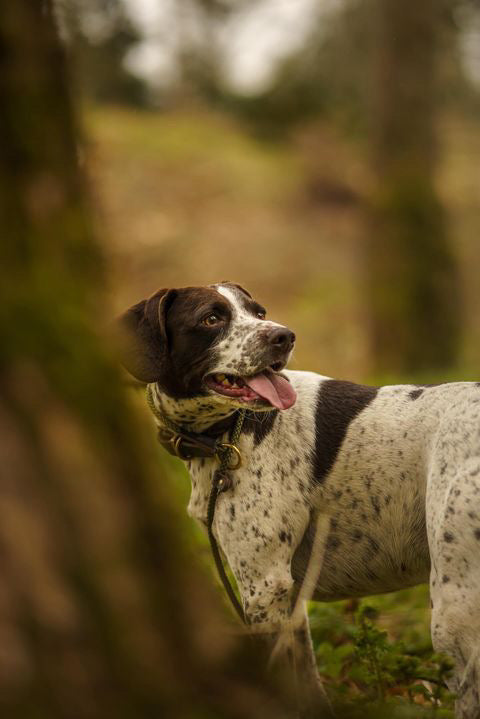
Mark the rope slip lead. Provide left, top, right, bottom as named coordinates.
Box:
left=146, top=384, right=247, bottom=623
left=206, top=408, right=247, bottom=623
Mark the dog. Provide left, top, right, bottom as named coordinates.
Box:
left=119, top=282, right=480, bottom=719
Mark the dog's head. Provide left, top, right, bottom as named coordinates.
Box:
left=118, top=282, right=296, bottom=411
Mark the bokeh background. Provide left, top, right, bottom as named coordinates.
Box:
left=62, top=0, right=480, bottom=382
left=1, top=1, right=480, bottom=717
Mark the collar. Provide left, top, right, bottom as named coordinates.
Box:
left=146, top=384, right=244, bottom=465
left=146, top=385, right=247, bottom=622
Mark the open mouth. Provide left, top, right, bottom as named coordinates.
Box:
left=205, top=367, right=296, bottom=410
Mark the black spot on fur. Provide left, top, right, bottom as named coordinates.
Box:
left=290, top=457, right=300, bottom=470
left=444, top=531, right=455, bottom=543
left=313, top=380, right=378, bottom=484
left=371, top=495, right=381, bottom=516
left=442, top=574, right=450, bottom=584
left=327, top=535, right=341, bottom=551
left=474, top=528, right=480, bottom=540
left=409, top=388, right=424, bottom=400
left=243, top=410, right=278, bottom=446
left=367, top=536, right=380, bottom=556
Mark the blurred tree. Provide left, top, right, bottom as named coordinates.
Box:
left=55, top=0, right=148, bottom=106
left=173, top=0, right=238, bottom=105
left=224, top=1, right=373, bottom=139
left=0, top=2, right=292, bottom=717
left=219, top=0, right=477, bottom=140
left=365, top=0, right=461, bottom=376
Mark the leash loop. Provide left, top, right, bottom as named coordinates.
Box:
left=216, top=442, right=242, bottom=470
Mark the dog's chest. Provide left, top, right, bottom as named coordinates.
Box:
left=187, top=426, right=311, bottom=530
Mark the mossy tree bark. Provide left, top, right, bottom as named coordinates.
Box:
left=0, top=3, right=290, bottom=717
left=366, top=0, right=461, bottom=377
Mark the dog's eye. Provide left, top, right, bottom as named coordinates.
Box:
left=257, top=311, right=266, bottom=320
left=203, top=313, right=221, bottom=326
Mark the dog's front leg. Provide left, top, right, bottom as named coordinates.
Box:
left=245, top=582, right=329, bottom=718
left=223, top=542, right=329, bottom=716
left=268, top=600, right=329, bottom=715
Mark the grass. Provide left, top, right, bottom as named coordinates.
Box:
left=310, top=597, right=455, bottom=716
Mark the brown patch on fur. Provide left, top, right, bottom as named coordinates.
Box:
left=119, top=286, right=234, bottom=398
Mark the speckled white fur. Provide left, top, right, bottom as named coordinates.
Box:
left=147, top=286, right=480, bottom=718
left=213, top=285, right=293, bottom=379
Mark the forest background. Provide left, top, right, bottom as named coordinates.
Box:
left=1, top=0, right=479, bottom=716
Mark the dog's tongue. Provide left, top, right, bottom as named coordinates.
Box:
left=245, top=372, right=296, bottom=410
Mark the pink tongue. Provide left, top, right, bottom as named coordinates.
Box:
left=245, top=372, right=297, bottom=410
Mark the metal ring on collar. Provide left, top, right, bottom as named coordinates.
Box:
left=173, top=436, right=193, bottom=460
left=217, top=443, right=242, bottom=470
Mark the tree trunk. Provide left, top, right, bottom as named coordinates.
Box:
left=366, top=0, right=460, bottom=376
left=0, top=3, right=290, bottom=717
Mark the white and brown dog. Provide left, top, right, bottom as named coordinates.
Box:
left=120, top=282, right=480, bottom=719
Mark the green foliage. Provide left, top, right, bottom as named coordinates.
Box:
left=309, top=597, right=455, bottom=717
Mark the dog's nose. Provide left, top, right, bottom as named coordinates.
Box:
left=267, top=327, right=296, bottom=350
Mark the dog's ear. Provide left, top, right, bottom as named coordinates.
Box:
left=117, top=288, right=177, bottom=383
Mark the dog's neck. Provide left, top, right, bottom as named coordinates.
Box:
left=149, top=383, right=237, bottom=433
